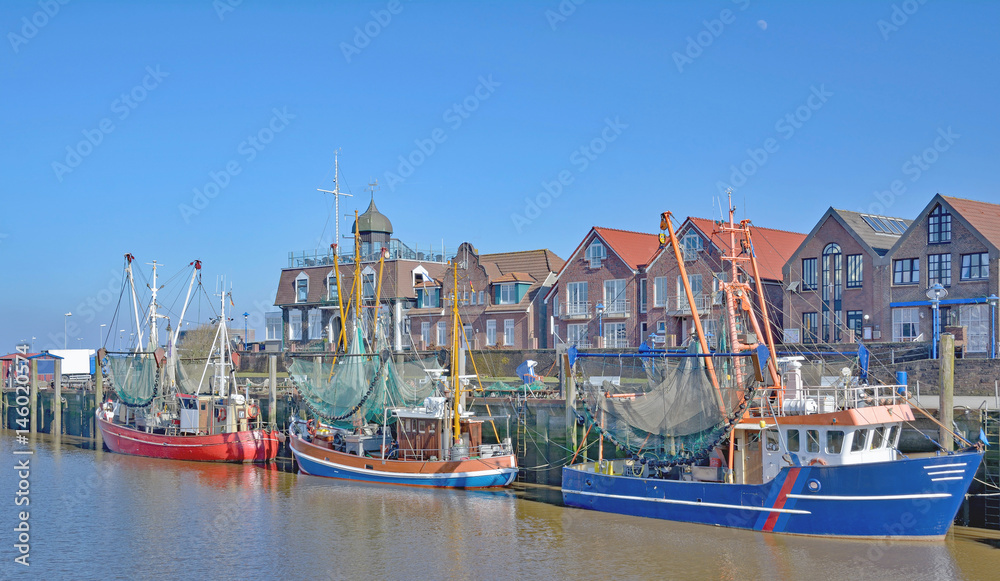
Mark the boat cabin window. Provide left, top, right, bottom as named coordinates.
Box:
left=418, top=420, right=426, bottom=434
left=786, top=429, right=800, bottom=452
left=179, top=398, right=197, bottom=410
left=871, top=426, right=885, bottom=450
left=765, top=430, right=779, bottom=452
left=887, top=425, right=900, bottom=448
left=806, top=430, right=820, bottom=453
left=851, top=429, right=869, bottom=452
left=826, top=430, right=845, bottom=454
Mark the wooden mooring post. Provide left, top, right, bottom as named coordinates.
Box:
left=29, top=359, right=38, bottom=435
left=94, top=361, right=103, bottom=449
left=53, top=358, right=62, bottom=436
left=939, top=333, right=955, bottom=451
left=269, top=354, right=277, bottom=429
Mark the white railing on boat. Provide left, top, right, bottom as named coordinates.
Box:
left=756, top=383, right=908, bottom=416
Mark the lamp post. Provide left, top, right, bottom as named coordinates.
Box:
left=30, top=337, right=35, bottom=352
left=64, top=312, right=72, bottom=349
left=243, top=312, right=249, bottom=351
left=99, top=324, right=106, bottom=347
left=596, top=302, right=605, bottom=348
left=989, top=294, right=999, bottom=360
left=926, top=284, right=948, bottom=359
left=862, top=314, right=870, bottom=343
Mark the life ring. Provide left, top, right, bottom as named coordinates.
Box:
left=307, top=419, right=317, bottom=437
left=809, top=458, right=828, bottom=466
left=247, top=404, right=259, bottom=420
left=216, top=407, right=227, bottom=422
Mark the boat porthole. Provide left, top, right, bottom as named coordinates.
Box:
left=585, top=479, right=592, bottom=487
left=807, top=479, right=821, bottom=492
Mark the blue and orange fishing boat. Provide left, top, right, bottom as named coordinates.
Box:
left=562, top=201, right=983, bottom=539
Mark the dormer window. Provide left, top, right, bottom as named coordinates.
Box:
left=682, top=233, right=703, bottom=261
left=586, top=240, right=606, bottom=268
left=295, top=272, right=309, bottom=303
left=327, top=272, right=338, bottom=302
left=497, top=283, right=516, bottom=305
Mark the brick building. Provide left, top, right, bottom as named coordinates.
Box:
left=782, top=208, right=911, bottom=344
left=887, top=195, right=1000, bottom=355
left=544, top=226, right=661, bottom=348
left=645, top=218, right=805, bottom=348
left=272, top=198, right=448, bottom=352
left=406, top=242, right=563, bottom=350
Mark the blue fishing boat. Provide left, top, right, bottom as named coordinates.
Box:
left=561, top=202, right=983, bottom=539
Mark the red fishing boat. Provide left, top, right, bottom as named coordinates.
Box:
left=96, top=255, right=279, bottom=463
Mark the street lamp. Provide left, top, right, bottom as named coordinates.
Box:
left=30, top=337, right=35, bottom=352
left=988, top=294, right=999, bottom=360
left=862, top=314, right=870, bottom=342
left=243, top=312, right=249, bottom=351
left=64, top=312, right=72, bottom=349
left=99, top=324, right=106, bottom=347
left=596, top=302, right=605, bottom=348
left=926, top=284, right=948, bottom=359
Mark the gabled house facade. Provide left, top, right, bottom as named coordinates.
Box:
left=406, top=242, right=564, bottom=350
left=887, top=195, right=1000, bottom=355
left=646, top=218, right=805, bottom=349
left=783, top=208, right=911, bottom=344
left=544, top=227, right=660, bottom=348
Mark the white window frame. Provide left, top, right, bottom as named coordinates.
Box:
left=498, top=284, right=517, bottom=305
left=436, top=322, right=447, bottom=346
left=566, top=281, right=588, bottom=316
left=503, top=319, right=515, bottom=346
left=604, top=279, right=627, bottom=314
left=307, top=308, right=322, bottom=340
left=567, top=323, right=588, bottom=347
left=604, top=321, right=627, bottom=348
left=682, top=233, right=703, bottom=261
left=676, top=274, right=703, bottom=309
left=265, top=312, right=282, bottom=341
left=362, top=266, right=376, bottom=299
left=586, top=240, right=607, bottom=268
left=639, top=278, right=647, bottom=313
left=486, top=320, right=497, bottom=346
left=654, top=277, right=668, bottom=307
left=892, top=307, right=919, bottom=342
left=479, top=290, right=485, bottom=305
left=420, top=322, right=430, bottom=348
left=327, top=272, right=338, bottom=301
left=295, top=272, right=309, bottom=303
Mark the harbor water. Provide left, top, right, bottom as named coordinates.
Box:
left=3, top=432, right=999, bottom=580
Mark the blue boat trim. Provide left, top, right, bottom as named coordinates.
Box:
left=573, top=490, right=811, bottom=514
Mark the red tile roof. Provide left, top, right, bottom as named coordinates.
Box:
left=944, top=196, right=1000, bottom=250
left=686, top=217, right=807, bottom=281
left=493, top=272, right=535, bottom=283
left=592, top=227, right=661, bottom=270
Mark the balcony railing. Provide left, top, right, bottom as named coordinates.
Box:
left=288, top=239, right=456, bottom=268
left=602, top=299, right=630, bottom=318
left=670, top=294, right=712, bottom=315
left=560, top=301, right=591, bottom=319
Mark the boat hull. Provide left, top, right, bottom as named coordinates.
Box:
left=562, top=452, right=983, bottom=539
left=97, top=415, right=279, bottom=463
left=289, top=434, right=518, bottom=489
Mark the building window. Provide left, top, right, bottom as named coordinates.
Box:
left=295, top=274, right=309, bottom=303
left=362, top=267, right=376, bottom=299
left=503, top=319, right=514, bottom=346
left=604, top=279, right=627, bottom=314
left=846, top=255, right=862, bottom=289
left=802, top=312, right=818, bottom=343
left=307, top=309, right=322, bottom=340
left=479, top=290, right=485, bottom=305
left=893, top=258, right=919, bottom=285
left=822, top=243, right=842, bottom=304
left=801, top=258, right=817, bottom=291
left=892, top=307, right=920, bottom=342
left=566, top=282, right=588, bottom=316
left=462, top=325, right=472, bottom=349
left=676, top=274, right=703, bottom=309
left=436, top=322, right=447, bottom=346
left=846, top=311, right=863, bottom=341
left=288, top=310, right=302, bottom=341
left=420, top=322, right=430, bottom=348
left=486, top=320, right=496, bottom=346
left=567, top=323, right=588, bottom=347
left=265, top=312, right=282, bottom=341
left=928, top=253, right=952, bottom=286
left=498, top=284, right=516, bottom=305
left=654, top=277, right=669, bottom=307
left=682, top=233, right=703, bottom=261
left=927, top=204, right=951, bottom=244
left=605, top=322, right=627, bottom=348
left=586, top=240, right=606, bottom=268
left=639, top=279, right=647, bottom=313
left=419, top=288, right=440, bottom=308
left=327, top=273, right=338, bottom=302
left=960, top=252, right=989, bottom=280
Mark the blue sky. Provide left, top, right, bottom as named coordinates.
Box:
left=1, top=0, right=998, bottom=351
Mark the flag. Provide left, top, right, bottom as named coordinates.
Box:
left=980, top=428, right=990, bottom=448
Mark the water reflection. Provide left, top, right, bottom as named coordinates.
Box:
left=4, top=432, right=1000, bottom=581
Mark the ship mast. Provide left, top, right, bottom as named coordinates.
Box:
left=451, top=262, right=461, bottom=445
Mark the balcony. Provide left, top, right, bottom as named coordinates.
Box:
left=559, top=301, right=591, bottom=320
left=601, top=299, right=630, bottom=318
left=668, top=294, right=713, bottom=316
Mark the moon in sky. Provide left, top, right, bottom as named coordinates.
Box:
left=758, top=20, right=768, bottom=30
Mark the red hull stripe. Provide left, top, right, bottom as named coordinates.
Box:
left=762, top=468, right=801, bottom=532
